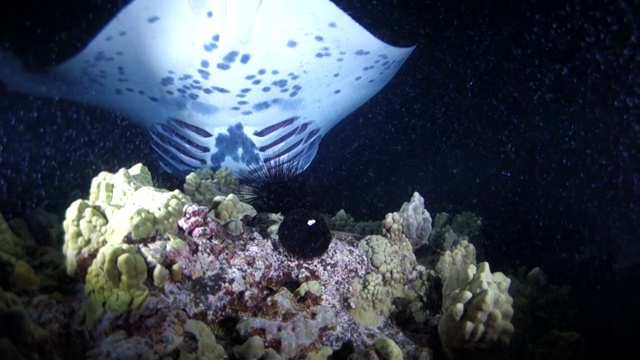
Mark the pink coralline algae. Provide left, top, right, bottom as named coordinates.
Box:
left=166, top=207, right=370, bottom=318
left=177, top=205, right=218, bottom=239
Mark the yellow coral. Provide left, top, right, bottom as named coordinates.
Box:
left=375, top=338, right=403, bottom=360
left=351, top=229, right=416, bottom=326
left=180, top=319, right=225, bottom=360
left=83, top=244, right=149, bottom=328
left=62, top=164, right=191, bottom=276
left=438, top=261, right=515, bottom=350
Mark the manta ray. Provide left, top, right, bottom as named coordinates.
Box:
left=0, top=0, right=414, bottom=174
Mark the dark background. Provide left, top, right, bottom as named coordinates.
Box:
left=1, top=0, right=639, bottom=357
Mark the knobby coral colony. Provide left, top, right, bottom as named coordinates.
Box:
left=239, top=158, right=322, bottom=214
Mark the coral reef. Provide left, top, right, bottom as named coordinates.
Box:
left=0, top=164, right=584, bottom=359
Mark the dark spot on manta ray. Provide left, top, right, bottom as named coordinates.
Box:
left=217, top=63, right=230, bottom=70
left=149, top=96, right=159, bottom=102
left=241, top=111, right=253, bottom=116
left=363, top=66, right=374, bottom=71
left=292, top=85, right=302, bottom=91
left=236, top=94, right=246, bottom=98
left=119, top=31, right=127, bottom=36
left=240, top=88, right=251, bottom=93
left=355, top=76, right=362, bottom=81
left=245, top=75, right=256, bottom=80
left=207, top=11, right=213, bottom=18
left=147, top=16, right=160, bottom=23
left=334, top=89, right=341, bottom=94
left=355, top=49, right=370, bottom=55
left=315, top=53, right=324, bottom=58
left=262, top=87, right=271, bottom=92
left=114, top=89, right=122, bottom=95
left=272, top=79, right=288, bottom=88
left=138, top=90, right=145, bottom=95
left=166, top=90, right=174, bottom=95
left=240, top=54, right=251, bottom=64
left=210, top=123, right=260, bottom=168
left=237, top=101, right=249, bottom=105
left=212, top=86, right=230, bottom=93
left=201, top=60, right=210, bottom=68
left=252, top=101, right=271, bottom=111
left=126, top=88, right=134, bottom=92
left=333, top=73, right=339, bottom=77
left=315, top=35, right=324, bottom=42
left=252, top=79, right=262, bottom=85
left=271, top=70, right=279, bottom=75
left=223, top=51, right=239, bottom=63
left=105, top=36, right=113, bottom=42
left=177, top=88, right=187, bottom=94
left=231, top=106, right=241, bottom=111
left=188, top=93, right=199, bottom=100
left=160, top=76, right=174, bottom=86
left=202, top=88, right=213, bottom=94
left=212, top=34, right=220, bottom=42
left=328, top=22, right=337, bottom=28
left=258, top=69, right=266, bottom=75
left=289, top=91, right=298, bottom=98
left=286, top=40, right=298, bottom=48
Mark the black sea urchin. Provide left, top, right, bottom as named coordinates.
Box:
left=239, top=159, right=321, bottom=214
left=277, top=209, right=332, bottom=259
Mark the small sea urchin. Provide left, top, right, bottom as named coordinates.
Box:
left=277, top=209, right=332, bottom=259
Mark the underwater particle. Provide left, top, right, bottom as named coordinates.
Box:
left=239, top=158, right=321, bottom=214
left=278, top=209, right=332, bottom=259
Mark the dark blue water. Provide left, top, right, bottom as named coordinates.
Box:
left=1, top=0, right=638, bottom=357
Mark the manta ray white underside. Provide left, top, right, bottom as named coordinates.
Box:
left=0, top=0, right=415, bottom=174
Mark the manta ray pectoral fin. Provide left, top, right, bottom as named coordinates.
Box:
left=0, top=51, right=76, bottom=100
left=2, top=0, right=416, bottom=175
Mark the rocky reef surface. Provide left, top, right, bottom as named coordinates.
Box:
left=0, top=164, right=583, bottom=360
